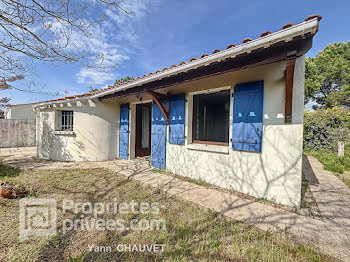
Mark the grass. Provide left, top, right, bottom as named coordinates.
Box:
left=0, top=166, right=332, bottom=261
left=305, top=150, right=350, bottom=188
left=0, top=163, right=21, bottom=178
left=300, top=175, right=322, bottom=219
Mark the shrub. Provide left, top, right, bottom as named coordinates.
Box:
left=303, top=107, right=350, bottom=151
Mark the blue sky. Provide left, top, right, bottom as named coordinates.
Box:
left=2, top=0, right=349, bottom=105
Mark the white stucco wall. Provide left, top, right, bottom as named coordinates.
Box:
left=36, top=57, right=305, bottom=207
left=165, top=57, right=305, bottom=207
left=36, top=100, right=119, bottom=161
left=5, top=104, right=36, bottom=120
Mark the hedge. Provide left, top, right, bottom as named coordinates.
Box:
left=303, top=107, right=350, bottom=152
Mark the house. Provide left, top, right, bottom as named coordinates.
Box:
left=5, top=103, right=36, bottom=120
left=33, top=15, right=322, bottom=207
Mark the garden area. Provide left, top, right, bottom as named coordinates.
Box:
left=0, top=162, right=330, bottom=262
left=304, top=107, right=350, bottom=187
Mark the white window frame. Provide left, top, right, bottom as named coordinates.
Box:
left=59, top=110, right=74, bottom=131
left=191, top=88, right=231, bottom=146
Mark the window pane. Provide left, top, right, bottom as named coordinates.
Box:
left=61, top=111, right=73, bottom=130
left=193, top=90, right=230, bottom=143
left=141, top=106, right=150, bottom=148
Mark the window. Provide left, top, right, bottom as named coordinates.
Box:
left=141, top=106, right=150, bottom=148
left=60, top=111, right=74, bottom=130
left=192, top=90, right=230, bottom=145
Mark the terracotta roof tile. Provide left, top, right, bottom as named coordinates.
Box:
left=241, top=38, right=253, bottom=44
left=305, top=14, right=322, bottom=22
left=38, top=14, right=321, bottom=105
left=280, top=23, right=296, bottom=30
left=226, top=44, right=236, bottom=49
left=259, top=31, right=272, bottom=38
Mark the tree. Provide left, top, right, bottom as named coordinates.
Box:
left=114, top=76, right=134, bottom=85
left=89, top=86, right=99, bottom=93
left=0, top=0, right=133, bottom=107
left=305, top=42, right=350, bottom=109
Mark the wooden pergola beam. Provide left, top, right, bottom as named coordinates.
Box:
left=146, top=90, right=169, bottom=124
left=285, top=58, right=296, bottom=123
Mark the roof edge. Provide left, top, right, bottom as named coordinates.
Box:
left=34, top=16, right=321, bottom=109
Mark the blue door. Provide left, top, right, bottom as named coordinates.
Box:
left=119, top=104, right=129, bottom=159
left=151, top=99, right=167, bottom=169
left=169, top=94, right=185, bottom=145
left=232, top=81, right=264, bottom=152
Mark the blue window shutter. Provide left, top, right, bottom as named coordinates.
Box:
left=169, top=94, right=185, bottom=145
left=119, top=104, right=129, bottom=159
left=151, top=99, right=167, bottom=169
left=232, top=81, right=264, bottom=152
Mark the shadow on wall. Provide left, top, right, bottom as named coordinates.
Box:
left=302, top=155, right=319, bottom=186
left=167, top=124, right=303, bottom=207
left=40, top=113, right=88, bottom=162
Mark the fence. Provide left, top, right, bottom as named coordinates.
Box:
left=0, top=119, right=36, bottom=148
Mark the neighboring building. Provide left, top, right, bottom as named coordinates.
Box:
left=34, top=15, right=322, bottom=207
left=5, top=103, right=36, bottom=120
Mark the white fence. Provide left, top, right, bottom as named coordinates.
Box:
left=0, top=119, right=36, bottom=148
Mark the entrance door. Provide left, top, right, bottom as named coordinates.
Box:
left=135, top=103, right=152, bottom=157
left=119, top=104, right=130, bottom=159
left=151, top=99, right=167, bottom=169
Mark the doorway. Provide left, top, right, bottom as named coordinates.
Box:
left=135, top=103, right=152, bottom=157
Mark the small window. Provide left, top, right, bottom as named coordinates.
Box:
left=60, top=111, right=74, bottom=130
left=192, top=90, right=230, bottom=145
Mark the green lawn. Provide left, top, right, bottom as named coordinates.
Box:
left=0, top=163, right=331, bottom=261
left=306, top=150, right=350, bottom=188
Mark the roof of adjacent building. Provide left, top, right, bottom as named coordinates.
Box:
left=35, top=14, right=322, bottom=108
left=7, top=102, right=38, bottom=107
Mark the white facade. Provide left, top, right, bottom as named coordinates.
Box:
left=36, top=100, right=119, bottom=161
left=166, top=58, right=305, bottom=207
left=35, top=58, right=304, bottom=207
left=5, top=103, right=36, bottom=120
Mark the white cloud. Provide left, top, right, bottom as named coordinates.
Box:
left=76, top=68, right=114, bottom=85
left=75, top=0, right=159, bottom=86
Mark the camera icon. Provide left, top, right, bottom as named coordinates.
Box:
left=19, top=198, right=57, bottom=242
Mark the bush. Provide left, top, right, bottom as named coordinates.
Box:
left=304, top=107, right=350, bottom=151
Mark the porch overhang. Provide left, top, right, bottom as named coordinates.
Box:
left=98, top=35, right=313, bottom=102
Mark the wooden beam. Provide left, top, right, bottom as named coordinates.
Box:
left=146, top=90, right=169, bottom=124
left=145, top=89, right=168, bottom=99
left=285, top=58, right=296, bottom=123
